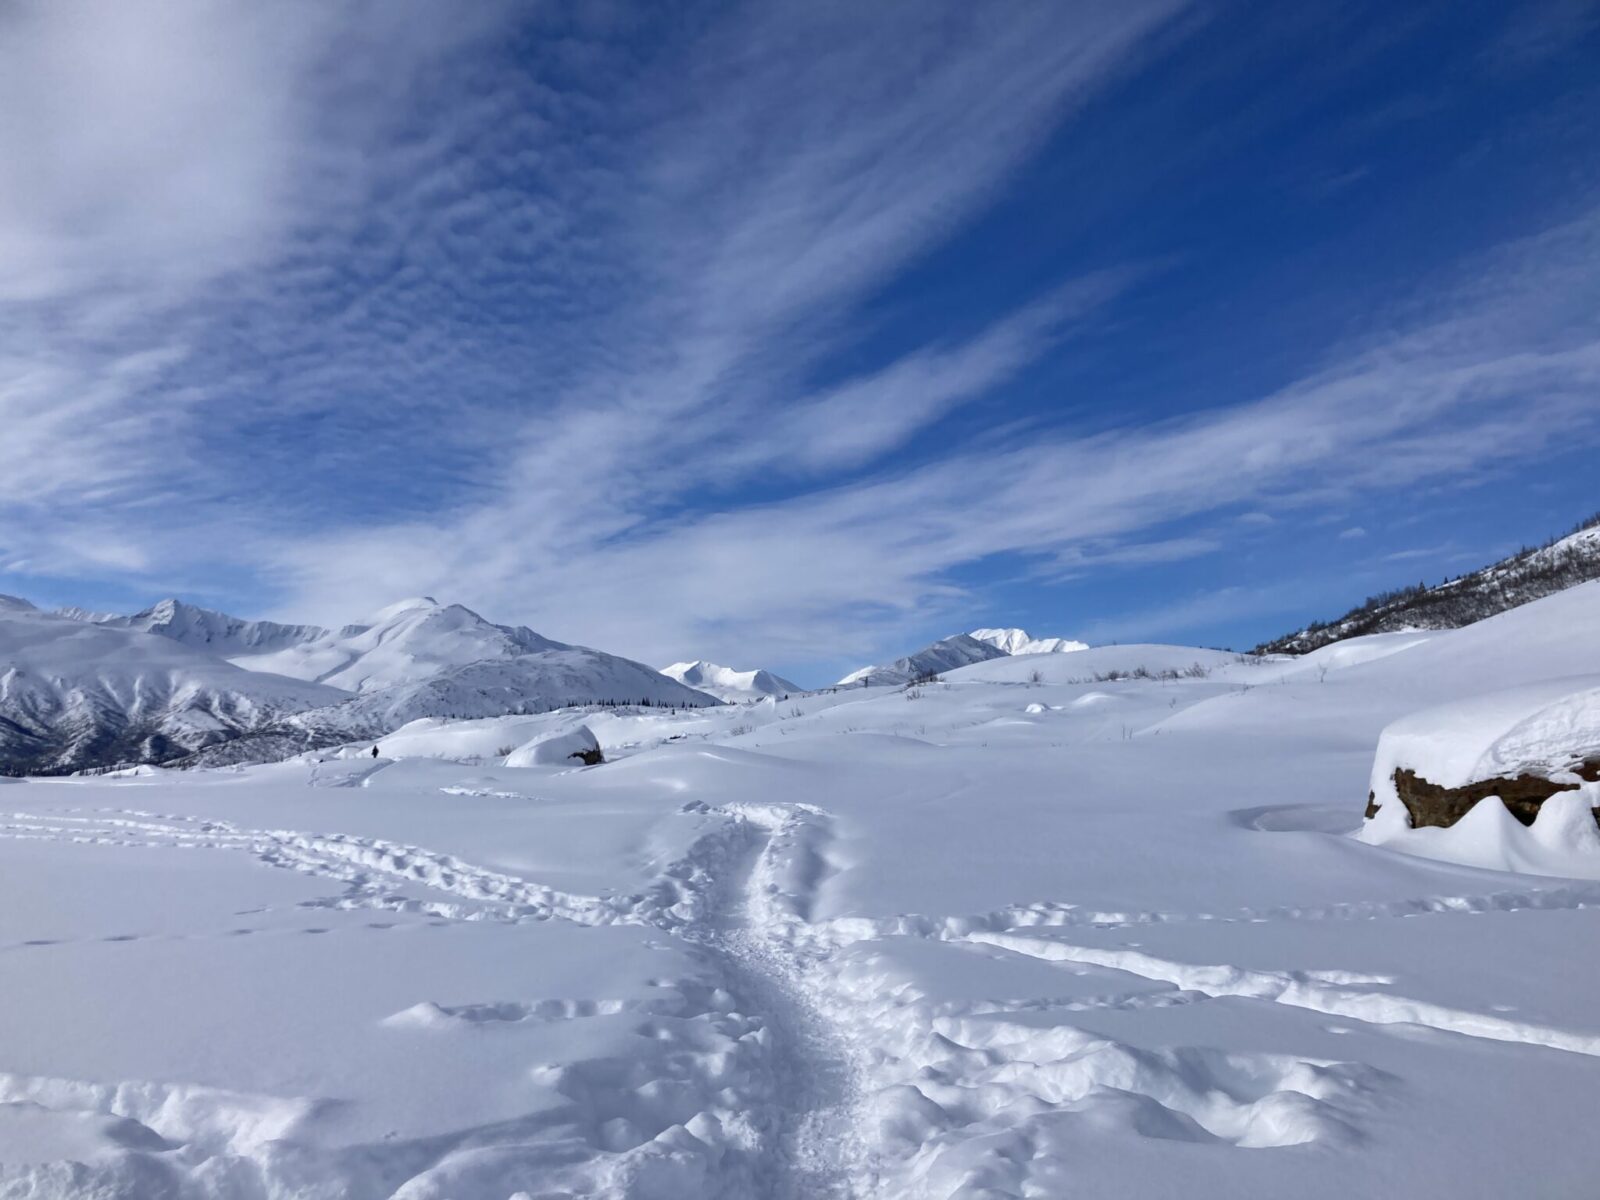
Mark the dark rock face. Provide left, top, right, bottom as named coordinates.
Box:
left=1373, top=761, right=1600, bottom=829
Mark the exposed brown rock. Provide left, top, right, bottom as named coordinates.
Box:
left=1381, top=759, right=1600, bottom=829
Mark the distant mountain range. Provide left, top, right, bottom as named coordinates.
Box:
left=969, top=627, right=1089, bottom=656
left=1257, top=514, right=1600, bottom=655
left=0, top=596, right=343, bottom=774
left=838, top=626, right=1086, bottom=688
left=660, top=661, right=801, bottom=702
left=1, top=595, right=716, bottom=773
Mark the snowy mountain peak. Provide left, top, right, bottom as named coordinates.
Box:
left=234, top=597, right=564, bottom=694
left=838, top=633, right=1008, bottom=688
left=107, top=598, right=330, bottom=657
left=969, top=627, right=1089, bottom=656
left=369, top=596, right=442, bottom=622
left=0, top=594, right=38, bottom=612
left=661, top=661, right=801, bottom=702
left=54, top=605, right=118, bottom=623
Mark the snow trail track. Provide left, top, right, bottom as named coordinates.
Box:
left=6, top=797, right=1600, bottom=1197
left=684, top=805, right=872, bottom=1199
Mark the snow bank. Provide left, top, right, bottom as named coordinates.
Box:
left=1367, top=677, right=1600, bottom=813
left=1359, top=786, right=1600, bottom=879
left=505, top=724, right=603, bottom=767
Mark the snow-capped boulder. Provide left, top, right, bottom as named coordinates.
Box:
left=1364, top=678, right=1600, bottom=829
left=505, top=724, right=604, bottom=767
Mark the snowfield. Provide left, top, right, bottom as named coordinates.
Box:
left=4, top=585, right=1600, bottom=1197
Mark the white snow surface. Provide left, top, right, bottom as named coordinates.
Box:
left=6, top=582, right=1600, bottom=1196
left=969, top=626, right=1089, bottom=655
left=661, top=660, right=801, bottom=702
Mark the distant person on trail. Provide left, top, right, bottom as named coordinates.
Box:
left=371, top=745, right=379, bottom=759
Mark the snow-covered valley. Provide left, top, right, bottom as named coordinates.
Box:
left=3, top=584, right=1600, bottom=1197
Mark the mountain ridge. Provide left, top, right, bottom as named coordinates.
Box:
left=1256, top=514, right=1600, bottom=655
left=661, top=660, right=801, bottom=702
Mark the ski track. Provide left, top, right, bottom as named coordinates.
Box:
left=4, top=799, right=1600, bottom=1196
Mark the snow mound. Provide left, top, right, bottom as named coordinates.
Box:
left=1360, top=787, right=1600, bottom=879
left=505, top=724, right=603, bottom=767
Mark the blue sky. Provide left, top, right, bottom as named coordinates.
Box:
left=2, top=0, right=1598, bottom=685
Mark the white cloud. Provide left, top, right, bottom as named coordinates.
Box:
left=5, top=1, right=1600, bottom=676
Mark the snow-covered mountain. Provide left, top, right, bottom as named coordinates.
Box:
left=196, top=649, right=721, bottom=766
left=2, top=594, right=719, bottom=772
left=661, top=661, right=801, bottom=702
left=838, top=633, right=1009, bottom=687
left=52, top=605, right=119, bottom=624
left=0, top=598, right=344, bottom=774
left=232, top=597, right=564, bottom=692
left=1258, top=514, right=1600, bottom=654
left=969, top=627, right=1088, bottom=656
left=94, top=598, right=329, bottom=656
left=840, top=626, right=1088, bottom=688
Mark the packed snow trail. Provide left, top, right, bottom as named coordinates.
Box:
left=683, top=806, right=872, bottom=1199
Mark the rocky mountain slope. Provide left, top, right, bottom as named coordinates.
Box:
left=0, top=598, right=344, bottom=774
left=1257, top=514, right=1600, bottom=655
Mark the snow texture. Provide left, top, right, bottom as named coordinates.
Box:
left=3, top=583, right=1600, bottom=1195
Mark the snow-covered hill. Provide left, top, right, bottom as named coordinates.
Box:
left=661, top=660, right=801, bottom=702
left=232, top=597, right=566, bottom=692
left=969, top=626, right=1088, bottom=655
left=0, top=598, right=344, bottom=774
left=1258, top=513, right=1600, bottom=654
left=94, top=598, right=329, bottom=656
left=838, top=632, right=1008, bottom=687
